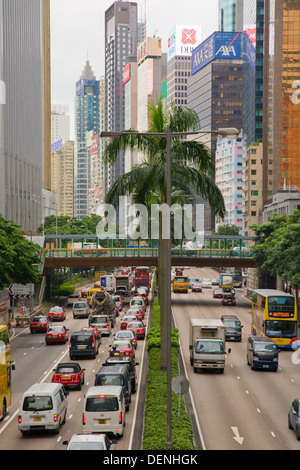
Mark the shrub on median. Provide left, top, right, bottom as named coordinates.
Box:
left=143, top=295, right=197, bottom=450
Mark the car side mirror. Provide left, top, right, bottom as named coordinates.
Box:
left=227, top=348, right=231, bottom=354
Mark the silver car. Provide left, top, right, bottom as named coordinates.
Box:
left=73, top=301, right=90, bottom=319
left=89, top=315, right=111, bottom=336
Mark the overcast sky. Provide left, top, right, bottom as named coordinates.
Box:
left=50, top=0, right=218, bottom=137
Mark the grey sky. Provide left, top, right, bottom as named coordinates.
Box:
left=50, top=0, right=218, bottom=137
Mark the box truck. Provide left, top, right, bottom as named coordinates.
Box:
left=189, top=318, right=231, bottom=373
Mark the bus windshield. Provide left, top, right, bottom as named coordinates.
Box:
left=265, top=320, right=297, bottom=338
left=268, top=296, right=295, bottom=313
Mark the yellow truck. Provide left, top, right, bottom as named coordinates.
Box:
left=173, top=275, right=189, bottom=293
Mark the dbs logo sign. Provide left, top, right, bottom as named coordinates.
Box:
left=181, top=29, right=197, bottom=46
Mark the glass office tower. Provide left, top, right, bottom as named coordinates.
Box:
left=74, top=60, right=101, bottom=219
left=264, top=0, right=300, bottom=199
left=219, top=0, right=244, bottom=32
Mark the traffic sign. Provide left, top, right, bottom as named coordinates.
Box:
left=9, top=283, right=34, bottom=297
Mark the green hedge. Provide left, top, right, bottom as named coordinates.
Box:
left=142, top=295, right=197, bottom=450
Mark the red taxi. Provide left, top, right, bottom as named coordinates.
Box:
left=48, top=306, right=66, bottom=321
left=52, top=362, right=85, bottom=390
left=120, top=315, right=138, bottom=330
left=126, top=321, right=146, bottom=340
left=45, top=325, right=69, bottom=344
left=109, top=339, right=135, bottom=357
left=30, top=315, right=50, bottom=334
left=127, top=307, right=144, bottom=321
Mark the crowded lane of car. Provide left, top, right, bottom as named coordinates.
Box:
left=172, top=266, right=300, bottom=450
left=0, top=282, right=150, bottom=451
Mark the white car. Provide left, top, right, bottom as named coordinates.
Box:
left=202, top=278, right=212, bottom=288
left=63, top=433, right=116, bottom=450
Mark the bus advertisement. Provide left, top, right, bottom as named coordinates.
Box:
left=0, top=325, right=15, bottom=420
left=135, top=267, right=150, bottom=290
left=251, top=289, right=297, bottom=349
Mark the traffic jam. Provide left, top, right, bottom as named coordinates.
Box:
left=18, top=267, right=151, bottom=449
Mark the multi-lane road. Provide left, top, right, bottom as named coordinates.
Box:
left=173, top=266, right=300, bottom=450
left=0, top=288, right=149, bottom=451
left=2, top=266, right=300, bottom=451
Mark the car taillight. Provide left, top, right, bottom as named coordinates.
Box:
left=53, top=414, right=58, bottom=422
left=82, top=413, right=86, bottom=425
left=18, top=416, right=22, bottom=423
left=119, top=412, right=122, bottom=424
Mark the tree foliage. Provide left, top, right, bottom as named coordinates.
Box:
left=251, top=211, right=300, bottom=289
left=0, top=215, right=41, bottom=288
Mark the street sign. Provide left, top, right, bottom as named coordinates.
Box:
left=9, top=284, right=34, bottom=297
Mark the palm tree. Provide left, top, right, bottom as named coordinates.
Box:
left=104, top=98, right=226, bottom=368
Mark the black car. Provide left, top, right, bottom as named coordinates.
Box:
left=221, top=314, right=243, bottom=341
left=104, top=356, right=139, bottom=393
left=246, top=335, right=279, bottom=371
left=69, top=331, right=100, bottom=359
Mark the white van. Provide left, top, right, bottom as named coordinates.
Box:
left=83, top=385, right=125, bottom=437
left=18, top=383, right=68, bottom=435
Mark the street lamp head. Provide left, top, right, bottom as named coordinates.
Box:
left=216, top=127, right=240, bottom=138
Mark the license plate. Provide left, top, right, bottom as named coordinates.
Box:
left=61, top=375, right=71, bottom=380
left=263, top=365, right=269, bottom=368
left=52, top=335, right=57, bottom=338
left=229, top=336, right=235, bottom=340
left=98, top=419, right=106, bottom=424
left=78, top=310, right=83, bottom=313
left=33, top=416, right=42, bottom=422
left=77, top=345, right=86, bottom=349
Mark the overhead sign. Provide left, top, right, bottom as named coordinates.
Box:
left=9, top=284, right=34, bottom=297
left=191, top=31, right=242, bottom=75
left=167, top=25, right=202, bottom=61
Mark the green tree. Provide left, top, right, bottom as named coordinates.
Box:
left=0, top=216, right=41, bottom=288
left=252, top=211, right=300, bottom=300
left=104, top=98, right=226, bottom=369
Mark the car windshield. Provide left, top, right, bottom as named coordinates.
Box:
left=195, top=340, right=224, bottom=354
left=74, top=303, right=87, bottom=308
left=127, top=322, right=143, bottom=328
left=71, top=334, right=91, bottom=344
left=224, top=320, right=240, bottom=328
left=96, top=375, right=124, bottom=386
left=23, top=395, right=53, bottom=411
left=68, top=442, right=105, bottom=450
left=86, top=396, right=119, bottom=412
left=48, top=326, right=64, bottom=332
left=90, top=317, right=107, bottom=324
left=32, top=317, right=46, bottom=322
left=113, top=341, right=131, bottom=347
left=123, top=316, right=137, bottom=321
left=117, top=332, right=133, bottom=338
left=56, top=365, right=79, bottom=374
left=254, top=343, right=278, bottom=352
left=50, top=307, right=62, bottom=312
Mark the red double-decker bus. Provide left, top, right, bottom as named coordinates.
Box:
left=134, top=267, right=150, bottom=290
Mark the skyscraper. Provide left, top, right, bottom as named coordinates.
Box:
left=104, top=1, right=138, bottom=191
left=74, top=60, right=101, bottom=219
left=1, top=0, right=50, bottom=231
left=219, top=0, right=244, bottom=32
left=264, top=0, right=300, bottom=201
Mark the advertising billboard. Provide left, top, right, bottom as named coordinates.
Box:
left=191, top=31, right=242, bottom=75
left=167, top=25, right=202, bottom=61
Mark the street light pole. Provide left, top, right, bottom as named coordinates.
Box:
left=101, top=126, right=239, bottom=450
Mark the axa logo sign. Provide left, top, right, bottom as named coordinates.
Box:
left=215, top=33, right=241, bottom=58
left=192, top=32, right=241, bottom=74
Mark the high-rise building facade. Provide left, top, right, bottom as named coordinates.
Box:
left=51, top=104, right=70, bottom=145
left=1, top=0, right=50, bottom=231
left=51, top=141, right=74, bottom=217
left=219, top=0, right=244, bottom=32
left=166, top=25, right=202, bottom=110
left=264, top=0, right=300, bottom=202
left=74, top=60, right=101, bottom=219
left=104, top=1, right=138, bottom=190
left=215, top=137, right=245, bottom=233
left=188, top=31, right=244, bottom=232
